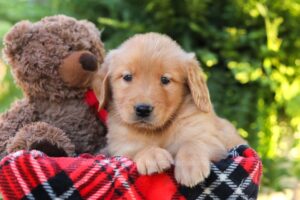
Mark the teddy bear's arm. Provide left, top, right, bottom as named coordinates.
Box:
left=6, top=121, right=75, bottom=157
left=0, top=99, right=35, bottom=159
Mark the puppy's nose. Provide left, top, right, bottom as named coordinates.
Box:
left=79, top=53, right=98, bottom=71
left=135, top=104, right=153, bottom=118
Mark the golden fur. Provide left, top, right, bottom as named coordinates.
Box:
left=94, top=33, right=246, bottom=187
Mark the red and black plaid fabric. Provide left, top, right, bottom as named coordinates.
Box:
left=0, top=145, right=262, bottom=200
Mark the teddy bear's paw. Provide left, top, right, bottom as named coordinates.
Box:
left=6, top=137, right=27, bottom=154
left=7, top=122, right=75, bottom=157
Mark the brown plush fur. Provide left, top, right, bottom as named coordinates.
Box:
left=93, top=33, right=246, bottom=187
left=0, top=15, right=106, bottom=159
left=7, top=122, right=75, bottom=156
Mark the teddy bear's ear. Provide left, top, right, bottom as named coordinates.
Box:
left=3, top=20, right=32, bottom=62
left=79, top=20, right=105, bottom=63
left=79, top=20, right=99, bottom=34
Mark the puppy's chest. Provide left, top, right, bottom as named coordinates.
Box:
left=120, top=125, right=182, bottom=153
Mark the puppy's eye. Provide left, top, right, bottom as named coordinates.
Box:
left=161, top=76, right=170, bottom=85
left=123, top=74, right=133, bottom=82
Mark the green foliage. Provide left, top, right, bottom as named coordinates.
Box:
left=0, top=0, right=299, bottom=192
left=0, top=62, right=22, bottom=113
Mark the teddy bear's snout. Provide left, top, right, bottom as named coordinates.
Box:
left=59, top=50, right=99, bottom=88
left=79, top=53, right=98, bottom=71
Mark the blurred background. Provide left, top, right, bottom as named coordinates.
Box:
left=0, top=0, right=299, bottom=199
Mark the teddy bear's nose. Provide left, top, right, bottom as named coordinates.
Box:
left=79, top=53, right=98, bottom=71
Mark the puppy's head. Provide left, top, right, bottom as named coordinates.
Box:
left=94, top=33, right=212, bottom=131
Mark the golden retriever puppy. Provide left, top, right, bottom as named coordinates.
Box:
left=93, top=33, right=246, bottom=187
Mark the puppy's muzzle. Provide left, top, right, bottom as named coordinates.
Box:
left=134, top=104, right=153, bottom=118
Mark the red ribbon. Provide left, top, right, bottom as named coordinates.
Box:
left=84, top=89, right=108, bottom=125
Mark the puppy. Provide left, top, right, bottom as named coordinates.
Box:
left=94, top=33, right=246, bottom=187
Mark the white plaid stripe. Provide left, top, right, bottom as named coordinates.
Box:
left=88, top=159, right=119, bottom=199
left=57, top=186, right=76, bottom=199
left=198, top=186, right=220, bottom=200
left=228, top=146, right=240, bottom=158
left=197, top=161, right=251, bottom=200
left=29, top=156, right=58, bottom=199
left=112, top=165, right=136, bottom=199
left=196, top=162, right=237, bottom=200
left=211, top=163, right=250, bottom=200
left=32, top=156, right=135, bottom=200
left=227, top=159, right=260, bottom=199
left=10, top=160, right=35, bottom=200
left=49, top=156, right=135, bottom=199
left=28, top=159, right=106, bottom=200
left=88, top=158, right=136, bottom=200
left=1, top=147, right=259, bottom=200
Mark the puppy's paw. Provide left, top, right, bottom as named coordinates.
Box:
left=134, top=147, right=174, bottom=175
left=175, top=156, right=211, bottom=187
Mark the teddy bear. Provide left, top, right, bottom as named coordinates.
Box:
left=0, top=15, right=107, bottom=159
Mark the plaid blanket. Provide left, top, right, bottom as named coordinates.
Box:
left=0, top=145, right=262, bottom=200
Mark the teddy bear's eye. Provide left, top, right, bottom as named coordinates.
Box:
left=123, top=74, right=132, bottom=82
left=68, top=46, right=73, bottom=51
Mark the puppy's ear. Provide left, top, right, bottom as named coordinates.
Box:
left=93, top=49, right=118, bottom=109
left=186, top=53, right=212, bottom=113
left=93, top=67, right=110, bottom=110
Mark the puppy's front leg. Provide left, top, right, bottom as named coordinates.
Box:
left=175, top=141, right=226, bottom=187
left=134, top=146, right=174, bottom=175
